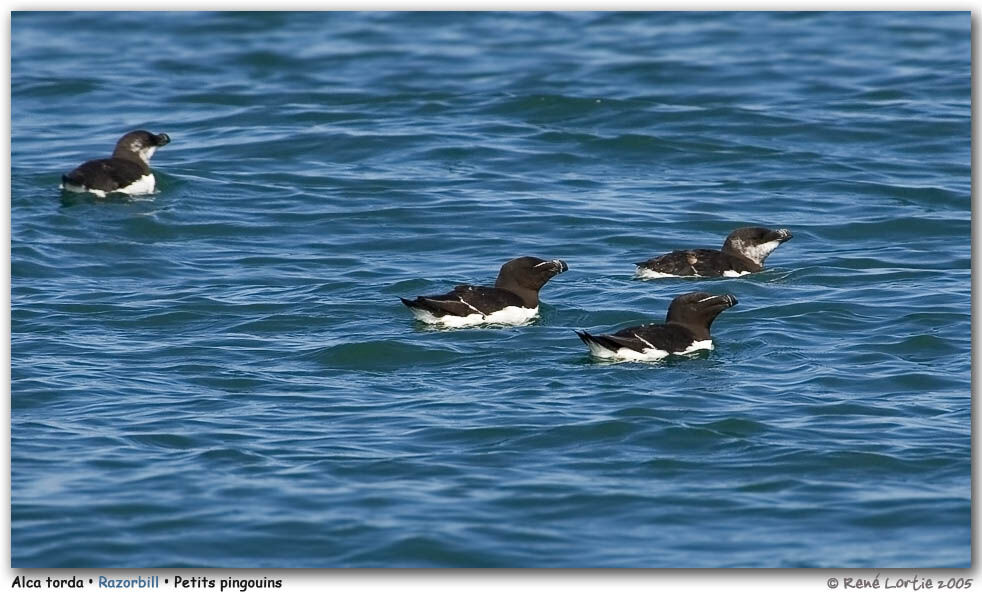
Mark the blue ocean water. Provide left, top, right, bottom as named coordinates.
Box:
left=11, top=11, right=970, bottom=568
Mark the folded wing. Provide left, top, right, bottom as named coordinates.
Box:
left=401, top=285, right=525, bottom=317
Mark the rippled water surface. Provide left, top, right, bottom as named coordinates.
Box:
left=11, top=11, right=970, bottom=567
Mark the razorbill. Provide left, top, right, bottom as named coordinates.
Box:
left=60, top=130, right=171, bottom=197
left=576, top=292, right=737, bottom=362
left=401, top=256, right=569, bottom=327
left=636, top=227, right=792, bottom=278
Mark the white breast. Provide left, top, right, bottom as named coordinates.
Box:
left=61, top=180, right=104, bottom=197
left=409, top=306, right=540, bottom=328
left=62, top=173, right=156, bottom=198
left=635, top=267, right=692, bottom=279
left=117, top=173, right=156, bottom=195
left=731, top=238, right=783, bottom=266
left=587, top=338, right=714, bottom=362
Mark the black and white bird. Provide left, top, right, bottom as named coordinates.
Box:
left=401, top=256, right=568, bottom=327
left=636, top=226, right=792, bottom=278
left=61, top=130, right=171, bottom=197
left=576, top=292, right=737, bottom=361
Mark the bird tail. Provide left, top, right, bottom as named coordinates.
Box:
left=61, top=173, right=83, bottom=190
left=575, top=330, right=624, bottom=358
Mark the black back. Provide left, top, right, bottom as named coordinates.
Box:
left=63, top=158, right=147, bottom=192
left=400, top=285, right=524, bottom=317
left=637, top=226, right=792, bottom=276
left=637, top=249, right=755, bottom=277
left=577, top=292, right=737, bottom=354
left=401, top=256, right=568, bottom=317
left=62, top=130, right=171, bottom=192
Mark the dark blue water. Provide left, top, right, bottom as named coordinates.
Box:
left=11, top=11, right=970, bottom=567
